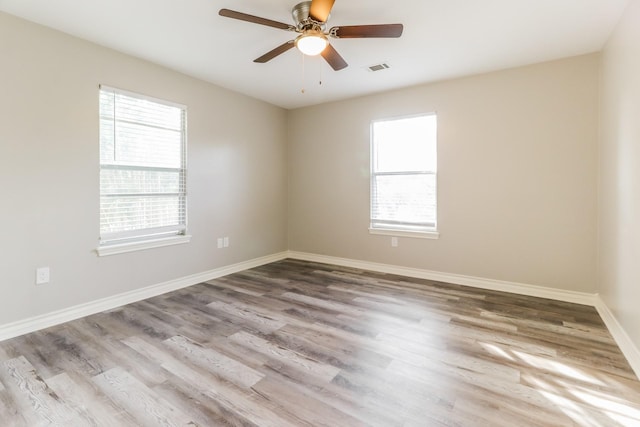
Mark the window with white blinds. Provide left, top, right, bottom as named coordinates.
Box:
left=99, top=86, right=187, bottom=247
left=371, top=114, right=437, bottom=234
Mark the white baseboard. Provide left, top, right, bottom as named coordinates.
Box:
left=593, top=296, right=640, bottom=379
left=287, top=251, right=640, bottom=379
left=287, top=251, right=596, bottom=305
left=0, top=251, right=288, bottom=342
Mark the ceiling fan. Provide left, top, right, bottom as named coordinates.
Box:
left=219, top=0, right=403, bottom=71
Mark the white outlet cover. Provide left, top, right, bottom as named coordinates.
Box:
left=217, top=238, right=223, bottom=249
left=36, top=267, right=50, bottom=285
left=223, top=237, right=229, bottom=248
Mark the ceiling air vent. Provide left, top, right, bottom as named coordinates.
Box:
left=367, top=63, right=390, bottom=72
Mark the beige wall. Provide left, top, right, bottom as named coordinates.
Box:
left=0, top=12, right=288, bottom=325
left=600, top=1, right=640, bottom=351
left=288, top=54, right=600, bottom=292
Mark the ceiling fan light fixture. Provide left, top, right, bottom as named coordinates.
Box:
left=295, top=30, right=328, bottom=56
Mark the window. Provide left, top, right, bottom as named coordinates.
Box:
left=370, top=114, right=438, bottom=237
left=98, top=85, right=188, bottom=253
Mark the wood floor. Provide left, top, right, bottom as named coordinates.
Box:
left=0, top=259, right=639, bottom=426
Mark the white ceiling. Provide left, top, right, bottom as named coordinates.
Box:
left=0, top=0, right=629, bottom=109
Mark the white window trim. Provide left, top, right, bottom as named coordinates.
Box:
left=370, top=113, right=438, bottom=237
left=97, top=85, right=188, bottom=255
left=96, top=234, right=191, bottom=257
left=369, top=227, right=439, bottom=239
left=99, top=84, right=187, bottom=110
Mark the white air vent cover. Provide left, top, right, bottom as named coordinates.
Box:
left=367, top=63, right=390, bottom=72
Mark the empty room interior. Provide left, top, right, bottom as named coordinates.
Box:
left=1, top=0, right=640, bottom=425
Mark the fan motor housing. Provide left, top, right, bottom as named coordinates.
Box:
left=292, top=2, right=312, bottom=24
left=293, top=1, right=330, bottom=27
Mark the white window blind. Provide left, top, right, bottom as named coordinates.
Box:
left=371, top=114, right=437, bottom=232
left=99, top=85, right=187, bottom=246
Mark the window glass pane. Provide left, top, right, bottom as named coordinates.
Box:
left=100, top=169, right=183, bottom=195
left=373, top=115, right=437, bottom=173
left=114, top=93, right=182, bottom=130
left=108, top=120, right=182, bottom=168
left=99, top=119, right=115, bottom=163
left=100, top=195, right=183, bottom=233
left=100, top=91, right=115, bottom=119
left=372, top=174, right=436, bottom=225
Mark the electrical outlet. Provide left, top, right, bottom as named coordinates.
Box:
left=36, top=267, right=50, bottom=285
left=217, top=238, right=224, bottom=249
left=391, top=237, right=398, bottom=247
left=223, top=237, right=229, bottom=248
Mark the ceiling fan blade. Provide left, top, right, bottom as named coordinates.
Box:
left=321, top=43, right=348, bottom=71
left=332, top=24, right=404, bottom=38
left=309, top=0, right=335, bottom=22
left=254, top=41, right=296, bottom=63
left=219, top=9, right=294, bottom=31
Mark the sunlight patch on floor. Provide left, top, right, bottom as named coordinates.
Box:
left=478, top=340, right=640, bottom=426
left=571, top=389, right=640, bottom=425
left=478, top=342, right=515, bottom=361
left=537, top=388, right=605, bottom=427
left=513, top=350, right=605, bottom=386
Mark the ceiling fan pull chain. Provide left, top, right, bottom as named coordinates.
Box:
left=301, top=53, right=306, bottom=94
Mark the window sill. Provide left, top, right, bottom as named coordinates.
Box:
left=369, top=228, right=439, bottom=239
left=96, top=234, right=191, bottom=257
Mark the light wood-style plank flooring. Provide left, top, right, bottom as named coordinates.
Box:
left=1, top=259, right=639, bottom=426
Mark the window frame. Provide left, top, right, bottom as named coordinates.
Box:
left=96, top=85, right=190, bottom=256
left=369, top=113, right=439, bottom=239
